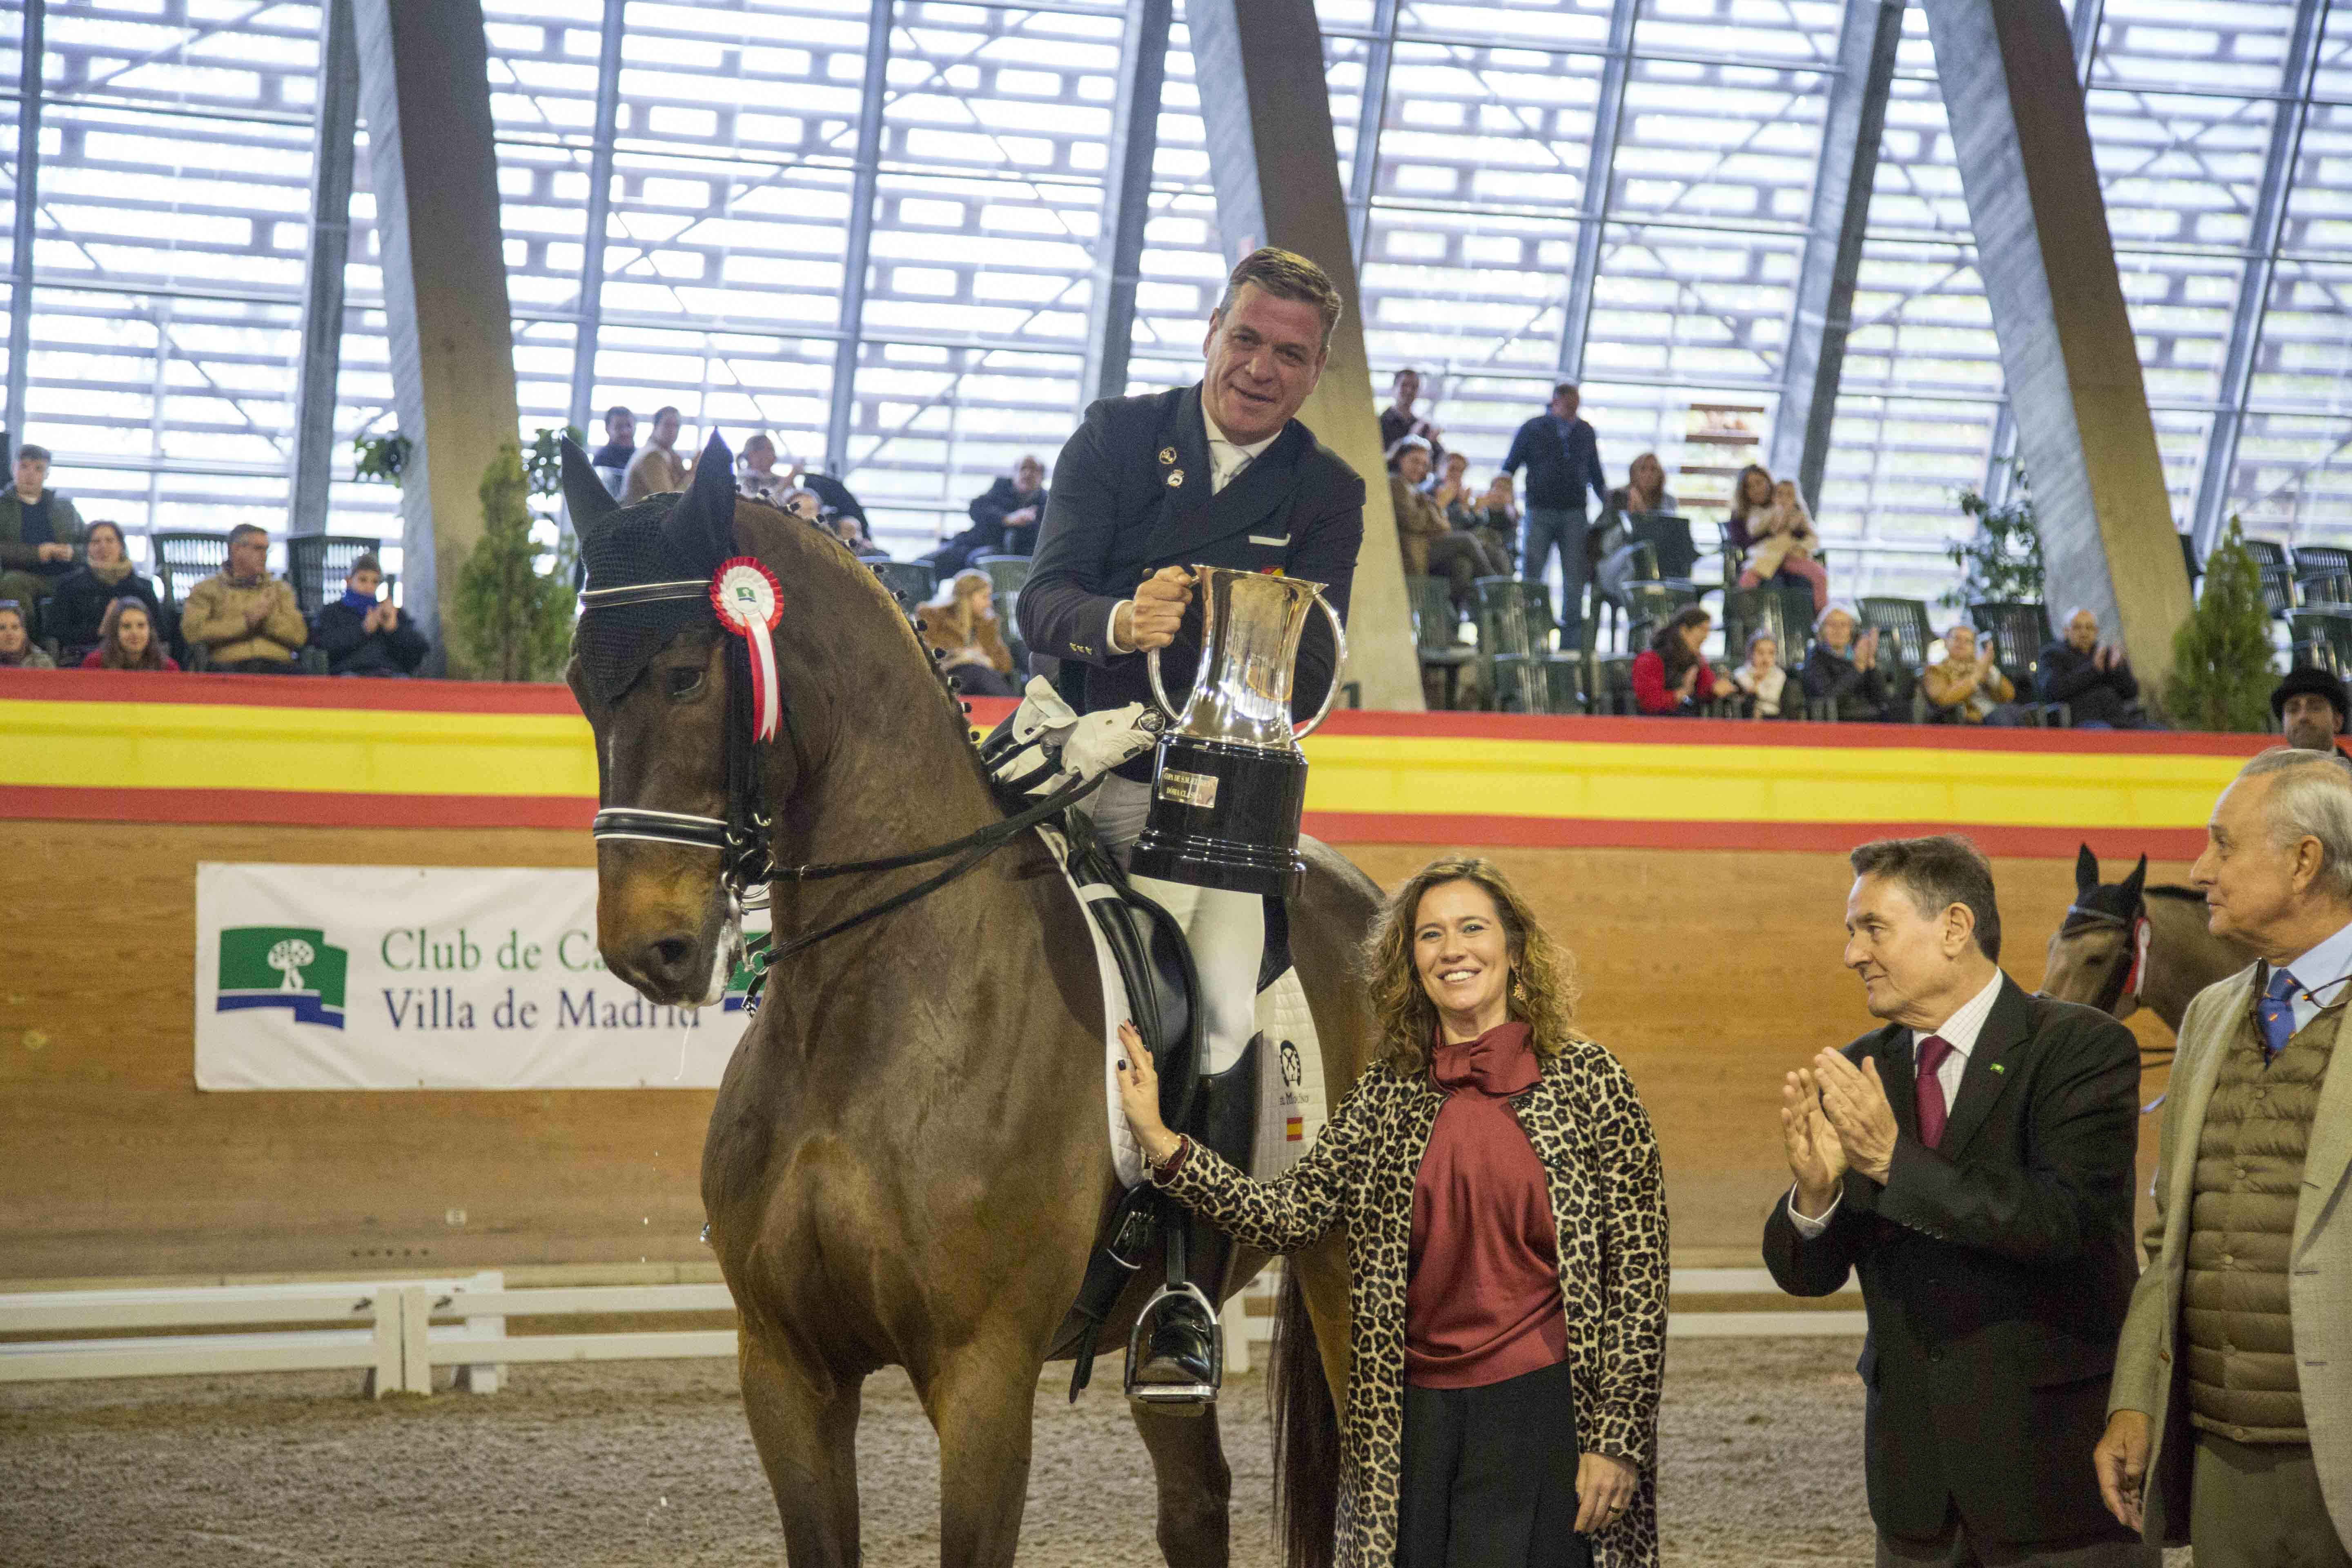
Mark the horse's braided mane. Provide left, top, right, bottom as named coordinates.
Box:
left=2146, top=884, right=2207, bottom=904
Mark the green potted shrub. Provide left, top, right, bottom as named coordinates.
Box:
left=450, top=441, right=577, bottom=682
left=2167, top=518, right=2276, bottom=733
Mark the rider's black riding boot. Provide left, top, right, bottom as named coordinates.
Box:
left=1131, top=1037, right=1259, bottom=1408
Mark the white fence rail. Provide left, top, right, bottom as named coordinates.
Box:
left=0, top=1267, right=1861, bottom=1395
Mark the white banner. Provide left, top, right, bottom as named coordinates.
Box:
left=194, top=863, right=763, bottom=1090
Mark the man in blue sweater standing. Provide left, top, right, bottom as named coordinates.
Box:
left=1500, top=383, right=1610, bottom=651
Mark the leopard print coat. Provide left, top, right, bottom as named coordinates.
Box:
left=1160, top=1038, right=1667, bottom=1568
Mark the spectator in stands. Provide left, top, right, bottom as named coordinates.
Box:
left=2272, top=664, right=2350, bottom=753
left=1501, top=383, right=1610, bottom=652
left=1732, top=628, right=1795, bottom=719
left=753, top=437, right=868, bottom=529
left=621, top=406, right=689, bottom=503
left=1738, top=477, right=1829, bottom=615
left=1924, top=623, right=2025, bottom=726
left=81, top=597, right=177, bottom=671
left=737, top=433, right=793, bottom=506
left=312, top=552, right=427, bottom=677
left=832, top=513, right=890, bottom=561
left=0, top=443, right=86, bottom=615
left=1392, top=437, right=1490, bottom=615
left=1378, top=368, right=1443, bottom=470
left=918, top=569, right=1019, bottom=697
left=180, top=524, right=306, bottom=673
left=590, top=406, right=636, bottom=472
left=1802, top=604, right=1893, bottom=723
left=46, top=520, right=160, bottom=664
left=2038, top=607, right=2144, bottom=729
left=1433, top=451, right=1472, bottom=520
left=0, top=599, right=54, bottom=667
left=779, top=488, right=822, bottom=524
left=1725, top=463, right=1773, bottom=555
left=1593, top=450, right=1677, bottom=570
left=1465, top=472, right=1519, bottom=570
left=923, top=455, right=1049, bottom=576
left=1632, top=605, right=1729, bottom=716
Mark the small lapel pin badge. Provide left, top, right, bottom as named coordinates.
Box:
left=1990, top=1062, right=2006, bottom=1074
left=1158, top=446, right=1177, bottom=465
left=1166, top=469, right=1185, bottom=488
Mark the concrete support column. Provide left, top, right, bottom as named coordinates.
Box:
left=1922, top=0, right=2189, bottom=684
left=1187, top=0, right=1423, bottom=711
left=1767, top=0, right=1903, bottom=514
left=290, top=0, right=360, bottom=539
left=352, top=0, right=521, bottom=673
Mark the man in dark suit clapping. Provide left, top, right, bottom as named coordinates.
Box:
left=1018, top=246, right=1363, bottom=1401
left=1764, top=835, right=2157, bottom=1567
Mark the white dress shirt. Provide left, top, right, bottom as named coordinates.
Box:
left=1103, top=402, right=1279, bottom=655
left=1787, top=967, right=2007, bottom=1238
left=2261, top=917, right=2352, bottom=1034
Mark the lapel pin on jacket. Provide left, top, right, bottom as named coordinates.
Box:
left=1166, top=469, right=1185, bottom=488
left=1158, top=446, right=1177, bottom=465
left=1991, top=1062, right=2005, bottom=1074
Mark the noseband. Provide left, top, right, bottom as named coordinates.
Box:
left=581, top=572, right=1101, bottom=1012
left=2061, top=898, right=2151, bottom=1016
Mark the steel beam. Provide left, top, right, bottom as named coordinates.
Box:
left=1081, top=0, right=1171, bottom=405
left=5, top=0, right=44, bottom=441
left=2189, top=0, right=2328, bottom=554
left=289, top=0, right=359, bottom=538
left=565, top=0, right=627, bottom=441
left=1187, top=0, right=1422, bottom=710
left=825, top=0, right=894, bottom=479
left=1767, top=0, right=1904, bottom=514
left=1920, top=0, right=2189, bottom=680
left=1342, top=0, right=1398, bottom=267
left=1555, top=0, right=1637, bottom=381
left=351, top=0, right=522, bottom=671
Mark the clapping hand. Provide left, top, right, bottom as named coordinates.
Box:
left=36, top=541, right=72, bottom=563
left=1116, top=566, right=1194, bottom=653
left=1780, top=1067, right=1847, bottom=1216
left=1812, top=1049, right=1898, bottom=1183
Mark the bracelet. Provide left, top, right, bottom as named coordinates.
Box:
left=1147, top=1135, right=1188, bottom=1178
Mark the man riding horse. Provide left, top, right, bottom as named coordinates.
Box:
left=1019, top=245, right=1365, bottom=1400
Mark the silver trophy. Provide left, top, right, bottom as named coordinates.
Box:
left=1128, top=566, right=1348, bottom=896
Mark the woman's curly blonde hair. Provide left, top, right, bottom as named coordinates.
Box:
left=1363, top=855, right=1587, bottom=1075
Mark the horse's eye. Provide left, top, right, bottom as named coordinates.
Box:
left=666, top=666, right=704, bottom=699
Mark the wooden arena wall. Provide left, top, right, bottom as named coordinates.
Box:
left=0, top=670, right=2255, bottom=1281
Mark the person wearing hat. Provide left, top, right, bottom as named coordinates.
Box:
left=2273, top=666, right=2351, bottom=754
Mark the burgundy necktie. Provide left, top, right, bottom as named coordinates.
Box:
left=1915, top=1034, right=1954, bottom=1149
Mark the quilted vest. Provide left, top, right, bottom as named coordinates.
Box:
left=2180, top=992, right=2340, bottom=1442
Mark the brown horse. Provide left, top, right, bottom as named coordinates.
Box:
left=2042, top=845, right=2256, bottom=1047
left=566, top=457, right=1370, bottom=1567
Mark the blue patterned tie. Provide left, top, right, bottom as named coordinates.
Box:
left=2258, top=968, right=2301, bottom=1060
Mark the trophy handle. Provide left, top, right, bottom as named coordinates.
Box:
left=1292, top=589, right=1350, bottom=740
left=1145, top=644, right=1183, bottom=723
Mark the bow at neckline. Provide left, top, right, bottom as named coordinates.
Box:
left=1430, top=1020, right=1537, bottom=1098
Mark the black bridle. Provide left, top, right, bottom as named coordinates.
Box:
left=581, top=575, right=1100, bottom=1013
left=2060, top=898, right=2147, bottom=1018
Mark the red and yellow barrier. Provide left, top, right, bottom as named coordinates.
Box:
left=0, top=668, right=2267, bottom=857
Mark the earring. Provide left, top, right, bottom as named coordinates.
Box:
left=1512, top=974, right=1528, bottom=1003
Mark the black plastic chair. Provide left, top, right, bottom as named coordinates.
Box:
left=869, top=560, right=936, bottom=608
left=286, top=534, right=389, bottom=619
left=1722, top=585, right=1808, bottom=673
left=2294, top=544, right=2352, bottom=581
left=2259, top=564, right=2300, bottom=619
left=1970, top=601, right=2075, bottom=726
left=1471, top=577, right=1581, bottom=715
left=1408, top=574, right=1474, bottom=710
left=1860, top=597, right=1937, bottom=724
left=150, top=530, right=229, bottom=605
left=2301, top=572, right=2352, bottom=608
left=1623, top=581, right=1699, bottom=652
left=2290, top=609, right=2352, bottom=676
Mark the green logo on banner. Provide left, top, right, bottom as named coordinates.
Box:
left=217, top=926, right=349, bottom=1029
left=723, top=931, right=771, bottom=1013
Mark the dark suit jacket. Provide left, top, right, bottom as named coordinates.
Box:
left=942, top=477, right=1049, bottom=558
left=1762, top=976, right=2144, bottom=1548
left=1018, top=384, right=1364, bottom=744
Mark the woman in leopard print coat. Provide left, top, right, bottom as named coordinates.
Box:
left=1120, top=855, right=1668, bottom=1568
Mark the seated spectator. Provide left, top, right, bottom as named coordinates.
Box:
left=0, top=443, right=85, bottom=615
left=620, top=406, right=690, bottom=503
left=1392, top=437, right=1499, bottom=614
left=2037, top=606, right=2145, bottom=728
left=45, top=520, right=161, bottom=664
left=1801, top=604, right=1892, bottom=722
left=1432, top=451, right=1472, bottom=517
left=0, top=599, right=55, bottom=667
left=1731, top=628, right=1796, bottom=719
left=589, top=405, right=636, bottom=491
left=1737, top=477, right=1829, bottom=614
left=1923, top=622, right=2026, bottom=725
left=737, top=433, right=795, bottom=506
left=832, top=514, right=890, bottom=562
left=80, top=597, right=178, bottom=671
left=1631, top=606, right=1729, bottom=716
left=922, top=455, right=1048, bottom=576
left=312, top=552, right=427, bottom=677
left=744, top=435, right=867, bottom=529
left=916, top=568, right=1019, bottom=697
left=180, top=524, right=306, bottom=672
left=1597, top=450, right=1677, bottom=563
left=1463, top=472, right=1519, bottom=570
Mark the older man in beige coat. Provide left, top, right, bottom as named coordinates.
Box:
left=2095, top=746, right=2352, bottom=1566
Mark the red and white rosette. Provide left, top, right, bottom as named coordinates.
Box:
left=711, top=556, right=785, bottom=743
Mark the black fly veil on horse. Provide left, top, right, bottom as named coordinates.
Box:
left=565, top=429, right=740, bottom=708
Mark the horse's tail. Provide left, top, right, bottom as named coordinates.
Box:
left=1269, top=1263, right=1340, bottom=1568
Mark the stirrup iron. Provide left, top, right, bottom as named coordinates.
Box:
left=1123, top=1281, right=1223, bottom=1408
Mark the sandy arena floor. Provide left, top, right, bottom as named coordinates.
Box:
left=0, top=1338, right=2186, bottom=1567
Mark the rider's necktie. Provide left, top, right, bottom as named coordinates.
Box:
left=1914, top=1034, right=1954, bottom=1149
left=2258, top=967, right=2301, bottom=1061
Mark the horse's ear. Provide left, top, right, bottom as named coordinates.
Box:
left=2075, top=843, right=2099, bottom=895
left=672, top=430, right=739, bottom=559
left=2120, top=855, right=2148, bottom=902
left=560, top=437, right=616, bottom=536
